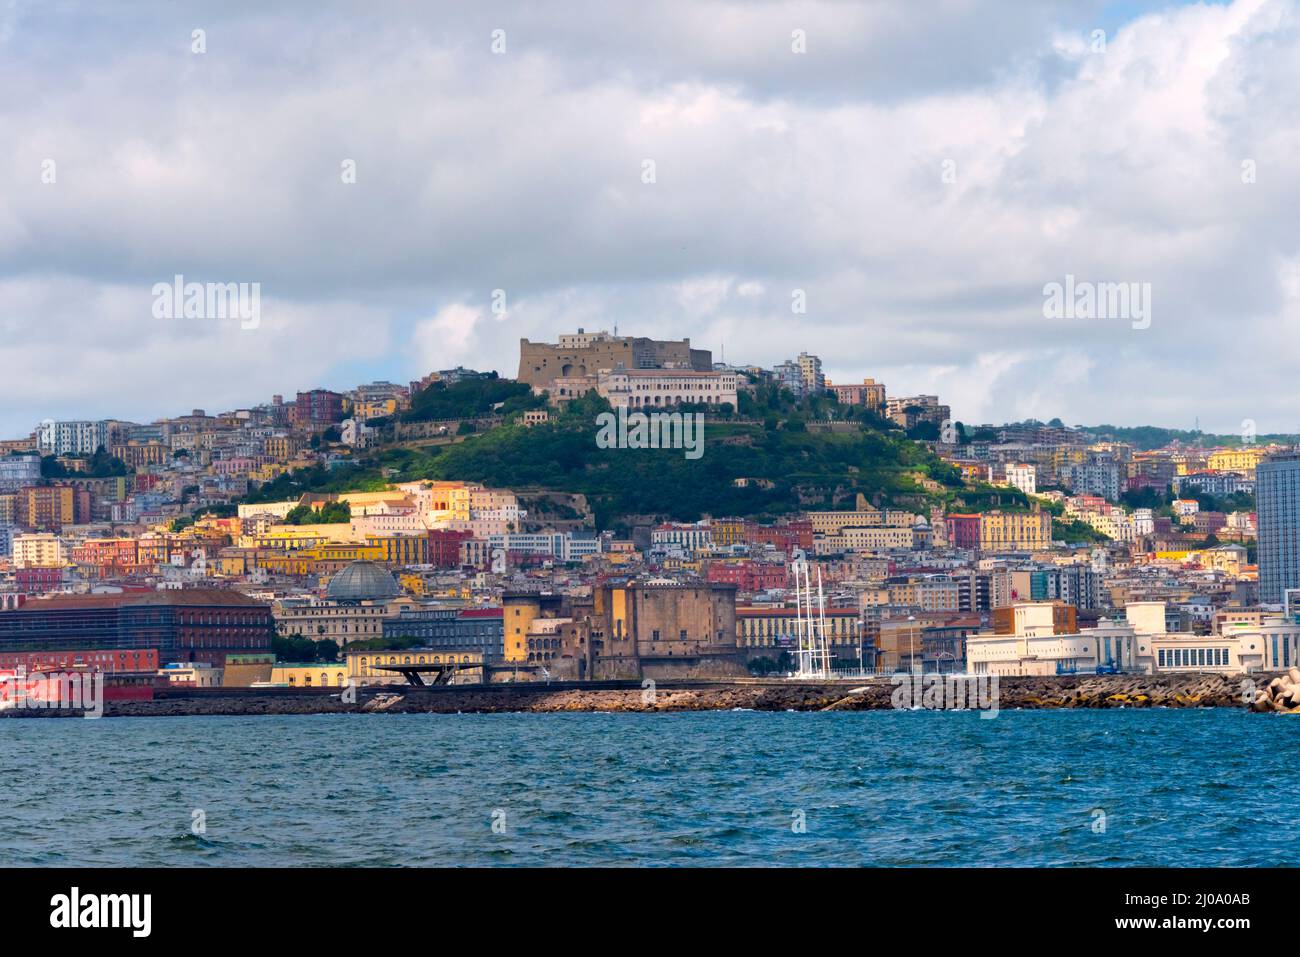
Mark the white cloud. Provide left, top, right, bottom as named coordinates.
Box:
left=1, top=0, right=1298, bottom=433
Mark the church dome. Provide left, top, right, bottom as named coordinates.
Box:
left=326, top=560, right=401, bottom=602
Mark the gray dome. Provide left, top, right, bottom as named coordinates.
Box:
left=327, top=560, right=401, bottom=602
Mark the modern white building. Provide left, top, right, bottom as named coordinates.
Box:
left=968, top=599, right=1300, bottom=676
left=488, top=531, right=600, bottom=562
left=966, top=618, right=1139, bottom=676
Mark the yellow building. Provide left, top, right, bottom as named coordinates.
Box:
left=351, top=397, right=400, bottom=420
left=111, top=442, right=170, bottom=468
left=806, top=507, right=917, bottom=536
left=817, top=526, right=917, bottom=553
left=501, top=593, right=554, bottom=662
left=1207, top=447, right=1269, bottom=478
left=345, top=649, right=484, bottom=682
left=980, top=510, right=1052, bottom=551
left=711, top=518, right=746, bottom=546
left=264, top=435, right=299, bottom=460
left=736, top=606, right=863, bottom=653
left=271, top=664, right=351, bottom=687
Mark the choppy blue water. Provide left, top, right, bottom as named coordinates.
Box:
left=0, top=709, right=1289, bottom=866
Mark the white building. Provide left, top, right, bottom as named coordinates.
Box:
left=37, top=420, right=110, bottom=457
left=488, top=532, right=600, bottom=562
left=1098, top=602, right=1300, bottom=675
left=966, top=618, right=1139, bottom=676
left=1004, top=463, right=1036, bottom=496
left=598, top=368, right=739, bottom=410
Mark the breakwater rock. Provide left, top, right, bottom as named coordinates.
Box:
left=0, top=671, right=1257, bottom=719
left=1249, top=668, right=1300, bottom=713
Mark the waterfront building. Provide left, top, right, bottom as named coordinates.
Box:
left=160, top=661, right=224, bottom=687
left=344, top=649, right=484, bottom=684
left=273, top=597, right=393, bottom=643
left=0, top=648, right=158, bottom=674
left=735, top=605, right=866, bottom=662
left=503, top=581, right=742, bottom=679
left=269, top=663, right=349, bottom=687
left=383, top=606, right=504, bottom=659
left=966, top=606, right=1139, bottom=676
left=0, top=590, right=272, bottom=666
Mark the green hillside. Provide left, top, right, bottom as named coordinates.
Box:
left=246, top=391, right=972, bottom=531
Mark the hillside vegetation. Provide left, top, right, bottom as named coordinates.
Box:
left=245, top=386, right=975, bottom=530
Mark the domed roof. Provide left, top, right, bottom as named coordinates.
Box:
left=326, top=560, right=401, bottom=602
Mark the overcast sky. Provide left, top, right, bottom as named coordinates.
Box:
left=3, top=0, right=1297, bottom=437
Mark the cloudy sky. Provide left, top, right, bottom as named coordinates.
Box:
left=2, top=0, right=1298, bottom=436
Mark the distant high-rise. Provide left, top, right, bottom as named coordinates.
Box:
left=796, top=352, right=825, bottom=394
left=1256, top=454, right=1300, bottom=604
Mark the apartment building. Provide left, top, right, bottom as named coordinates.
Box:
left=37, top=420, right=110, bottom=456
left=827, top=378, right=885, bottom=411
left=979, top=510, right=1053, bottom=552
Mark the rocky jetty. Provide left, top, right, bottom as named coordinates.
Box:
left=1248, top=668, right=1300, bottom=713
left=0, top=671, right=1258, bottom=719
